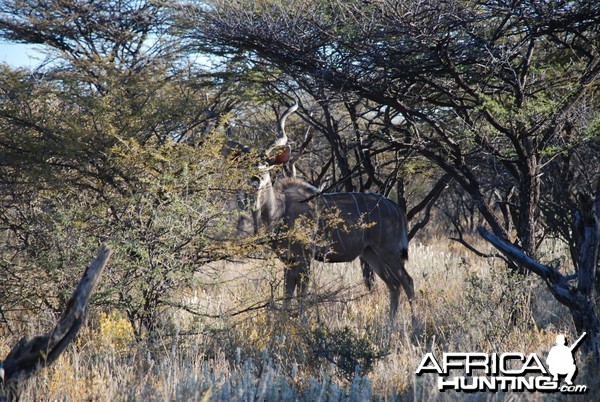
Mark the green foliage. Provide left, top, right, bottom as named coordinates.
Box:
left=98, top=136, right=249, bottom=335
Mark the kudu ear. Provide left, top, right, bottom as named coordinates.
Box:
left=266, top=145, right=291, bottom=166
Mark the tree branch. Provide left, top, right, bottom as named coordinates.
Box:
left=478, top=228, right=563, bottom=284
left=407, top=173, right=452, bottom=221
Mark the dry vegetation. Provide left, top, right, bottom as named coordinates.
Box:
left=0, top=1, right=598, bottom=401
left=2, top=236, right=596, bottom=401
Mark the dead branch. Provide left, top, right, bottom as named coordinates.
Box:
left=0, top=245, right=112, bottom=401
left=478, top=228, right=564, bottom=284
left=479, top=206, right=599, bottom=355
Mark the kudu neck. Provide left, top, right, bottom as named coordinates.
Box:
left=256, top=171, right=284, bottom=229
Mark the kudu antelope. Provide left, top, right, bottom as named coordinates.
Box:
left=242, top=100, right=414, bottom=318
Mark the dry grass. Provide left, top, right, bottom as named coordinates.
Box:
left=2, top=236, right=597, bottom=401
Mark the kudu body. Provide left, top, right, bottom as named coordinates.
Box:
left=247, top=101, right=414, bottom=318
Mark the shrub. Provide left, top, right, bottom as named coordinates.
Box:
left=306, top=323, right=388, bottom=381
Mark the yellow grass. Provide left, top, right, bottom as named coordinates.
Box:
left=2, top=236, right=597, bottom=400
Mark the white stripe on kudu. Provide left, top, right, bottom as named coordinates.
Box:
left=349, top=193, right=366, bottom=244
left=350, top=192, right=362, bottom=216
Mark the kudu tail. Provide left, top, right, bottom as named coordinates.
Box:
left=400, top=206, right=409, bottom=260
left=361, top=259, right=375, bottom=291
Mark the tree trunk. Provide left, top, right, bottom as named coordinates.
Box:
left=570, top=191, right=600, bottom=347
left=517, top=154, right=541, bottom=259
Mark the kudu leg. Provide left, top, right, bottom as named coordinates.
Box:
left=283, top=260, right=310, bottom=313
left=361, top=248, right=399, bottom=318
left=297, top=265, right=310, bottom=299
left=386, top=258, right=415, bottom=321
left=283, top=265, right=298, bottom=310
left=387, top=258, right=415, bottom=302
left=361, top=247, right=414, bottom=319
left=378, top=251, right=415, bottom=307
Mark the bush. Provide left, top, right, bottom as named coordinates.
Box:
left=307, top=323, right=388, bottom=381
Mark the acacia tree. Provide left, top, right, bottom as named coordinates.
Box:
left=0, top=0, right=246, bottom=335
left=185, top=0, right=600, bottom=346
